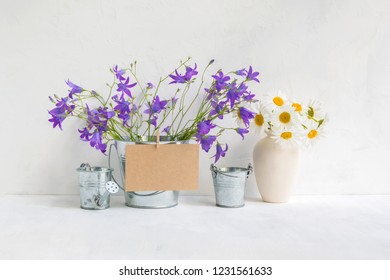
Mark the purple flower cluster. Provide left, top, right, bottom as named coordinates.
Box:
left=144, top=96, right=167, bottom=127
left=169, top=64, right=198, bottom=84
left=78, top=105, right=115, bottom=153
left=48, top=97, right=75, bottom=130
left=112, top=95, right=138, bottom=127
left=48, top=60, right=260, bottom=162
left=195, top=66, right=259, bottom=161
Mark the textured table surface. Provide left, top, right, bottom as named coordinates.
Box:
left=0, top=195, right=389, bottom=260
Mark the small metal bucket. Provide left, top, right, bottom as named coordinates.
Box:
left=77, top=163, right=113, bottom=210
left=109, top=136, right=185, bottom=209
left=211, top=163, right=253, bottom=208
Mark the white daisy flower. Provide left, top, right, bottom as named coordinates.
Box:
left=303, top=121, right=325, bottom=146
left=250, top=102, right=268, bottom=134
left=270, top=105, right=300, bottom=129
left=270, top=125, right=301, bottom=146
left=263, top=90, right=289, bottom=111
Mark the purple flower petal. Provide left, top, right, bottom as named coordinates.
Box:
left=236, top=128, right=249, bottom=140
left=65, top=80, right=83, bottom=99
left=238, top=107, right=255, bottom=127
left=213, top=143, right=228, bottom=163
left=197, top=120, right=216, bottom=135
left=246, top=66, right=260, bottom=83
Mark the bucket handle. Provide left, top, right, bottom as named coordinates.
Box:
left=108, top=143, right=125, bottom=192
left=210, top=163, right=253, bottom=178
left=108, top=142, right=165, bottom=197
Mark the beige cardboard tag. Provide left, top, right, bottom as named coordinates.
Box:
left=125, top=144, right=199, bottom=191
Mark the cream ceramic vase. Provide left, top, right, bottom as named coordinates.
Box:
left=253, top=135, right=300, bottom=203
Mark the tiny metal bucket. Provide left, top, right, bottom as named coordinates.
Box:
left=211, top=163, right=253, bottom=208
left=77, top=163, right=113, bottom=210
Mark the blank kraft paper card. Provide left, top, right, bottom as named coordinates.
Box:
left=125, top=144, right=199, bottom=191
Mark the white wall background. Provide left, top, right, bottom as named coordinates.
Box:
left=1, top=0, right=390, bottom=195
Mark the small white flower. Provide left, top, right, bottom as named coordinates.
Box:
left=270, top=105, right=300, bottom=129
left=303, top=120, right=325, bottom=146
left=270, top=125, right=301, bottom=146
left=250, top=102, right=268, bottom=134
left=263, top=90, right=289, bottom=111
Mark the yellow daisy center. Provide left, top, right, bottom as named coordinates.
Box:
left=308, top=129, right=318, bottom=139
left=273, top=96, right=284, bottom=106
left=292, top=103, right=302, bottom=112
left=279, top=112, right=291, bottom=124
left=281, top=132, right=292, bottom=140
left=254, top=113, right=264, bottom=126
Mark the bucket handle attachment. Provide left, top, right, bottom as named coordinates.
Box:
left=108, top=142, right=165, bottom=197
left=210, top=163, right=253, bottom=178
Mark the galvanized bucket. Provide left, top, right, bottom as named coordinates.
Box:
left=77, top=163, right=113, bottom=210
left=108, top=137, right=185, bottom=209
left=211, top=163, right=253, bottom=208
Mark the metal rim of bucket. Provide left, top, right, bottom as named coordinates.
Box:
left=77, top=163, right=113, bottom=173
left=210, top=163, right=253, bottom=178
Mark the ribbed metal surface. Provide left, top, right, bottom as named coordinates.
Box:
left=211, top=164, right=252, bottom=208
left=77, top=165, right=112, bottom=210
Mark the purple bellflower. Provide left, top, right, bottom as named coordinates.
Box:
left=196, top=134, right=217, bottom=153
left=243, top=91, right=256, bottom=101
left=65, top=80, right=83, bottom=99
left=235, top=68, right=246, bottom=76
left=238, top=107, right=255, bottom=127
left=212, top=71, right=230, bottom=92
left=163, top=125, right=171, bottom=135
left=117, top=77, right=137, bottom=99
left=236, top=128, right=249, bottom=140
left=226, top=83, right=240, bottom=109
left=112, top=95, right=137, bottom=126
left=205, top=87, right=218, bottom=102
left=209, top=101, right=226, bottom=119
left=144, top=96, right=167, bottom=115
left=89, top=130, right=107, bottom=153
left=246, top=66, right=260, bottom=83
left=113, top=65, right=126, bottom=81
left=48, top=97, right=75, bottom=130
left=149, top=116, right=158, bottom=127
left=197, top=119, right=216, bottom=135
left=213, top=143, right=228, bottom=163
left=169, top=63, right=198, bottom=84
left=78, top=127, right=91, bottom=141
left=86, top=105, right=115, bottom=133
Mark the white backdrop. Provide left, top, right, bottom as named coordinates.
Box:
left=1, top=0, right=389, bottom=195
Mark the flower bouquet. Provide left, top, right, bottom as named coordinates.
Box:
left=250, top=90, right=327, bottom=145
left=48, top=58, right=259, bottom=162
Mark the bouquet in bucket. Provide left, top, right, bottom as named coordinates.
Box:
left=48, top=58, right=260, bottom=162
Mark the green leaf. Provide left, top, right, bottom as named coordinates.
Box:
left=308, top=106, right=314, bottom=118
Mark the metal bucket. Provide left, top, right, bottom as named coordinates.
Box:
left=77, top=163, right=113, bottom=210
left=211, top=163, right=253, bottom=208
left=109, top=137, right=185, bottom=209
